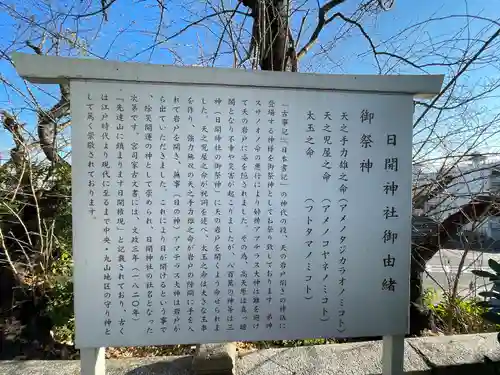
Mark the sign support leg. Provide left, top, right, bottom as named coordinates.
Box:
left=382, top=335, right=404, bottom=375
left=80, top=347, right=105, bottom=375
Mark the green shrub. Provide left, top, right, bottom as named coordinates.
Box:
left=423, top=287, right=499, bottom=334
left=45, top=246, right=74, bottom=344
left=472, top=258, right=500, bottom=343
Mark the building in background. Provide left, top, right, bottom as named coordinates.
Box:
left=413, top=154, right=500, bottom=244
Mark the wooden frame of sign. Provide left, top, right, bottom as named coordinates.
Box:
left=12, top=52, right=443, bottom=375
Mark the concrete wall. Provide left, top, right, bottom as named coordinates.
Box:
left=2, top=333, right=500, bottom=375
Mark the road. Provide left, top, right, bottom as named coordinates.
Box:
left=423, top=249, right=500, bottom=299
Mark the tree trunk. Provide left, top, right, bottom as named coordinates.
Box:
left=242, top=0, right=290, bottom=71
left=409, top=256, right=434, bottom=335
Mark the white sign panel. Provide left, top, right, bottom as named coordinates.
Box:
left=71, top=80, right=413, bottom=348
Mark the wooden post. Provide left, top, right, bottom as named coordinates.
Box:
left=382, top=335, right=404, bottom=375
left=80, top=347, right=105, bottom=375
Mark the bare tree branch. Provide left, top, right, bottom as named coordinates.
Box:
left=72, top=0, right=119, bottom=19
left=126, top=9, right=250, bottom=61
left=296, top=0, right=345, bottom=59
left=37, top=84, right=70, bottom=166
left=413, top=27, right=500, bottom=129
left=1, top=111, right=25, bottom=167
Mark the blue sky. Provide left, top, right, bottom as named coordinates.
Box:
left=0, top=0, right=499, bottom=164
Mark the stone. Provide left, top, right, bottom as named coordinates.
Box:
left=408, top=333, right=498, bottom=367
left=2, top=334, right=500, bottom=375
left=192, top=343, right=236, bottom=375
left=237, top=339, right=430, bottom=375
